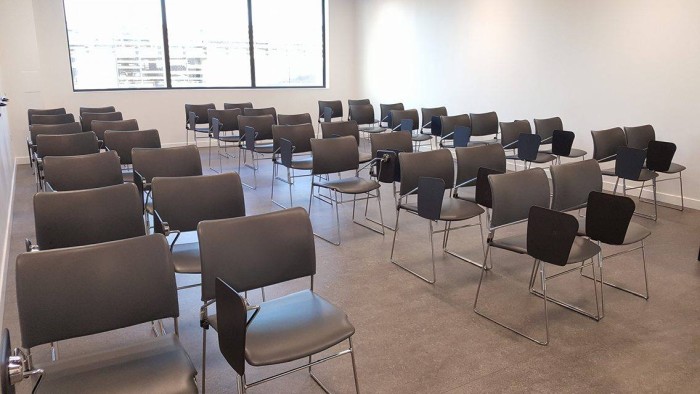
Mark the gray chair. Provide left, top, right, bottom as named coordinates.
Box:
left=30, top=113, right=75, bottom=125
left=533, top=117, right=561, bottom=145
left=27, top=122, right=83, bottom=172
left=389, top=109, right=432, bottom=151
left=28, top=183, right=144, bottom=251
left=499, top=120, right=527, bottom=167
left=27, top=108, right=66, bottom=125
left=238, top=114, right=275, bottom=189
left=80, top=111, right=123, bottom=132
left=437, top=114, right=474, bottom=148
left=470, top=111, right=500, bottom=144
left=391, top=149, right=486, bottom=283
left=535, top=117, right=587, bottom=161
left=79, top=106, right=116, bottom=115
left=514, top=124, right=556, bottom=169
left=591, top=127, right=627, bottom=177
left=271, top=123, right=315, bottom=208
left=14, top=234, right=197, bottom=393
left=207, top=108, right=242, bottom=172
left=347, top=98, right=370, bottom=109
left=454, top=144, right=507, bottom=204
left=35, top=132, right=100, bottom=190
left=152, top=172, right=246, bottom=290
left=243, top=107, right=277, bottom=124
left=624, top=124, right=685, bottom=211
left=104, top=128, right=161, bottom=166
left=612, top=146, right=660, bottom=220
left=349, top=103, right=385, bottom=136
left=320, top=120, right=373, bottom=164
left=317, top=100, right=343, bottom=124
left=277, top=113, right=313, bottom=126
left=420, top=107, right=447, bottom=138
left=308, top=136, right=384, bottom=245
left=224, top=102, right=253, bottom=111
left=91, top=118, right=139, bottom=141
left=185, top=103, right=216, bottom=145
left=379, top=103, right=404, bottom=127
left=43, top=151, right=123, bottom=192
left=198, top=208, right=359, bottom=393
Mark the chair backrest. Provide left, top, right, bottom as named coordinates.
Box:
left=320, top=120, right=360, bottom=144
left=624, top=124, right=656, bottom=150
left=29, top=122, right=82, bottom=144
left=278, top=113, right=313, bottom=126
left=380, top=103, right=404, bottom=124
left=499, top=119, right=531, bottom=149
left=489, top=168, right=550, bottom=229
left=104, top=129, right=161, bottom=165
left=585, top=191, right=635, bottom=245
left=33, top=183, right=145, bottom=250
left=421, top=107, right=448, bottom=129
left=243, top=107, right=277, bottom=124
left=152, top=172, right=245, bottom=233
left=517, top=133, right=541, bottom=161
left=551, top=129, right=575, bottom=156
left=208, top=108, right=241, bottom=133
left=81, top=111, right=123, bottom=132
left=79, top=106, right=116, bottom=115
left=30, top=113, right=75, bottom=125
left=318, top=100, right=343, bottom=121
left=527, top=206, right=578, bottom=267
left=16, top=234, right=178, bottom=349
left=455, top=144, right=507, bottom=187
left=237, top=114, right=275, bottom=140
left=418, top=177, right=445, bottom=220
left=43, top=151, right=124, bottom=191
left=91, top=118, right=139, bottom=141
left=591, top=127, right=626, bottom=162
left=615, top=147, right=646, bottom=180
left=389, top=109, right=419, bottom=131
left=534, top=117, right=563, bottom=143
left=370, top=130, right=413, bottom=157
left=550, top=159, right=602, bottom=212
left=199, top=207, right=315, bottom=301
left=646, top=140, right=676, bottom=172
left=224, top=102, right=253, bottom=111
left=439, top=114, right=471, bottom=138
left=470, top=112, right=498, bottom=137
left=348, top=104, right=376, bottom=125
left=36, top=131, right=99, bottom=158
left=348, top=98, right=370, bottom=107
left=132, top=145, right=203, bottom=184
left=310, top=136, right=359, bottom=174
left=398, top=149, right=454, bottom=195
left=27, top=108, right=66, bottom=125
left=272, top=123, right=315, bottom=153
left=185, top=103, right=216, bottom=125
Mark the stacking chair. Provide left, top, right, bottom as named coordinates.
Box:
left=625, top=124, right=685, bottom=210
left=320, top=120, right=373, bottom=164
left=546, top=130, right=586, bottom=163
left=391, top=149, right=486, bottom=283
left=533, top=116, right=562, bottom=146
left=420, top=107, right=447, bottom=139
left=453, top=144, right=507, bottom=206
left=198, top=208, right=359, bottom=393
left=612, top=146, right=660, bottom=220
left=348, top=103, right=385, bottom=137
left=277, top=112, right=312, bottom=126
left=238, top=114, right=275, bottom=189
left=103, top=128, right=161, bottom=166
left=271, top=123, right=315, bottom=208
left=514, top=132, right=556, bottom=170
left=499, top=120, right=527, bottom=168
left=43, top=151, right=123, bottom=192
left=152, top=172, right=246, bottom=291
left=224, top=102, right=253, bottom=111
left=30, top=113, right=75, bottom=125
left=13, top=235, right=198, bottom=393
left=389, top=109, right=432, bottom=151
left=207, top=108, right=242, bottom=172
left=591, top=127, right=627, bottom=177
left=27, top=108, right=66, bottom=125
left=35, top=132, right=100, bottom=190
left=80, top=111, right=123, bottom=132
left=437, top=114, right=473, bottom=148
left=550, top=159, right=603, bottom=213
left=379, top=103, right=404, bottom=127
left=348, top=98, right=370, bottom=107
left=27, top=122, right=82, bottom=172
left=243, top=107, right=277, bottom=124
left=317, top=100, right=343, bottom=125
left=185, top=103, right=216, bottom=145
left=470, top=111, right=500, bottom=144
left=91, top=118, right=139, bottom=142
left=79, top=105, right=116, bottom=115
left=308, top=136, right=385, bottom=245
left=27, top=183, right=145, bottom=251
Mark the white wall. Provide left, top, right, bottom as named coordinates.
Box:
left=0, top=0, right=358, bottom=161
left=357, top=0, right=699, bottom=208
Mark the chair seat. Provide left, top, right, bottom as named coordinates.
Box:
left=493, top=233, right=601, bottom=263
left=472, top=138, right=500, bottom=145
left=290, top=156, right=314, bottom=170
left=662, top=162, right=685, bottom=174
left=411, top=134, right=432, bottom=142
left=577, top=217, right=651, bottom=245
left=314, top=177, right=380, bottom=194
left=359, top=152, right=373, bottom=164
left=531, top=153, right=557, bottom=163
left=192, top=127, right=210, bottom=133
left=359, top=126, right=386, bottom=134
left=35, top=334, right=197, bottom=394
left=218, top=135, right=241, bottom=143
left=454, top=186, right=476, bottom=204
left=542, top=148, right=587, bottom=158
left=209, top=290, right=355, bottom=366
left=601, top=167, right=616, bottom=176
left=400, top=197, right=485, bottom=221
left=636, top=169, right=659, bottom=182
left=172, top=242, right=201, bottom=274
left=253, top=143, right=274, bottom=154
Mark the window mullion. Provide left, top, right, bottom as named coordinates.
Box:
left=160, top=0, right=172, bottom=88
left=247, top=0, right=256, bottom=87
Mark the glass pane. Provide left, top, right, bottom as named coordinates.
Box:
left=251, top=0, right=324, bottom=87
left=64, top=0, right=167, bottom=90
left=165, top=0, right=251, bottom=87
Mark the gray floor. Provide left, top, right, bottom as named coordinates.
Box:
left=3, top=147, right=700, bottom=393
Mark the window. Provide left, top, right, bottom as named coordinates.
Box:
left=63, top=0, right=326, bottom=90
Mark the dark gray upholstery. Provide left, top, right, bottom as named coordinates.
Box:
left=132, top=145, right=203, bottom=184
left=455, top=144, right=507, bottom=187
left=398, top=149, right=454, bottom=195
left=208, top=108, right=242, bottom=132
left=79, top=106, right=116, bottom=115
left=489, top=168, right=550, bottom=228
left=550, top=159, right=602, bottom=212
left=310, top=136, right=359, bottom=174
left=43, top=151, right=124, bottom=191
left=534, top=117, right=563, bottom=143
left=104, top=129, right=161, bottom=165
left=318, top=100, right=343, bottom=120
left=321, top=120, right=360, bottom=143
left=80, top=111, right=123, bottom=132
left=35, top=131, right=99, bottom=158
left=33, top=183, right=144, bottom=250
left=272, top=123, right=314, bottom=153
left=380, top=103, right=404, bottom=124
left=16, top=234, right=179, bottom=349
left=500, top=120, right=530, bottom=149
left=348, top=98, right=370, bottom=106
left=349, top=104, right=380, bottom=128
left=591, top=127, right=626, bottom=162
left=420, top=107, right=448, bottom=130
left=244, top=107, right=277, bottom=124
left=370, top=131, right=413, bottom=157
left=440, top=114, right=471, bottom=137
left=185, top=103, right=215, bottom=125
left=27, top=108, right=66, bottom=125
left=30, top=113, right=75, bottom=125
left=199, top=207, right=315, bottom=299
left=470, top=112, right=499, bottom=137
left=91, top=119, right=139, bottom=141
left=29, top=122, right=82, bottom=144
left=238, top=114, right=275, bottom=141
left=624, top=124, right=655, bottom=150
left=389, top=109, right=420, bottom=131
left=278, top=113, right=312, bottom=126
left=224, top=102, right=253, bottom=111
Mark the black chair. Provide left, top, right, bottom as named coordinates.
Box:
left=391, top=149, right=486, bottom=283
left=238, top=114, right=275, bottom=189
left=43, top=151, right=124, bottom=192
left=470, top=111, right=500, bottom=144
left=90, top=118, right=139, bottom=142
left=29, top=113, right=75, bottom=125
left=27, top=108, right=66, bottom=125
left=612, top=146, right=659, bottom=220
left=591, top=127, right=627, bottom=177
left=547, top=129, right=587, bottom=163
left=13, top=235, right=197, bottom=393
left=198, top=208, right=359, bottom=393
left=243, top=107, right=277, bottom=124
left=271, top=123, right=315, bottom=208
left=207, top=108, right=242, bottom=172
left=152, top=172, right=246, bottom=291
left=185, top=103, right=216, bottom=145
left=35, top=132, right=100, bottom=190
left=515, top=133, right=556, bottom=169
left=27, top=122, right=82, bottom=172
left=320, top=120, right=373, bottom=164
left=308, top=136, right=385, bottom=245
left=277, top=113, right=313, bottom=126
left=80, top=111, right=123, bottom=132
left=103, top=129, right=161, bottom=167
left=224, top=102, right=253, bottom=111
left=348, top=103, right=386, bottom=137
left=436, top=114, right=474, bottom=148
left=317, top=100, right=343, bottom=124
left=379, top=103, right=404, bottom=127
left=79, top=106, right=116, bottom=115
left=347, top=98, right=370, bottom=110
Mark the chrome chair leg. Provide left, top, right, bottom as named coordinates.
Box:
left=202, top=326, right=207, bottom=394
left=582, top=239, right=649, bottom=300
left=349, top=337, right=361, bottom=394
left=390, top=210, right=436, bottom=284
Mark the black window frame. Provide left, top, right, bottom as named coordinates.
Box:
left=63, top=0, right=327, bottom=92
